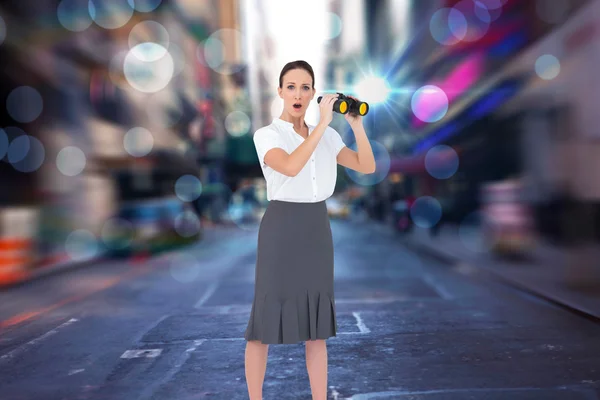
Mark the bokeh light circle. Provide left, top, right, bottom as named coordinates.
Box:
left=169, top=253, right=200, bottom=283
left=174, top=210, right=201, bottom=238
left=459, top=211, right=492, bottom=253
left=227, top=185, right=263, bottom=231
left=225, top=111, right=251, bottom=137
left=474, top=1, right=491, bottom=23
left=430, top=8, right=467, bottom=45
left=175, top=175, right=203, bottom=202
left=411, top=85, right=449, bottom=123
left=65, top=229, right=99, bottom=261
left=203, top=37, right=225, bottom=71
left=57, top=0, right=94, bottom=32
left=410, top=196, right=443, bottom=229
left=535, top=54, right=560, bottom=80
left=345, top=140, right=390, bottom=186
left=101, top=218, right=134, bottom=250
left=0, top=129, right=8, bottom=160
left=88, top=0, right=134, bottom=30
left=425, top=145, right=459, bottom=179
left=453, top=0, right=491, bottom=42
left=127, top=0, right=162, bottom=13
left=327, top=12, right=343, bottom=40
left=10, top=136, right=45, bottom=173
left=203, top=29, right=245, bottom=75
left=7, top=86, right=43, bottom=123
left=57, top=146, right=87, bottom=176
left=2, top=127, right=27, bottom=162
left=475, top=0, right=504, bottom=22
left=7, top=135, right=31, bottom=164
left=124, top=127, right=154, bottom=157
left=128, top=21, right=170, bottom=58
left=123, top=44, right=174, bottom=93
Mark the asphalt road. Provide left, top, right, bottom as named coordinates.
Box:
left=0, top=219, right=599, bottom=400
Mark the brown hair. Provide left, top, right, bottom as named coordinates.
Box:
left=278, top=60, right=315, bottom=89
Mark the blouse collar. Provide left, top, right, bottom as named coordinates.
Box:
left=272, top=118, right=293, bottom=129
left=272, top=117, right=315, bottom=130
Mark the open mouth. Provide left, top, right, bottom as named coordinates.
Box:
left=293, top=103, right=302, bottom=110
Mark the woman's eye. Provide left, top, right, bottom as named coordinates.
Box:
left=287, top=85, right=294, bottom=90
left=303, top=86, right=309, bottom=90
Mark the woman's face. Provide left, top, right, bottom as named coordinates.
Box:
left=278, top=68, right=315, bottom=117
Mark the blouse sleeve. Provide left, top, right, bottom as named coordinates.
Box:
left=253, top=127, right=286, bottom=169
left=329, top=127, right=346, bottom=156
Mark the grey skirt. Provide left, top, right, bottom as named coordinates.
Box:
left=244, top=199, right=337, bottom=344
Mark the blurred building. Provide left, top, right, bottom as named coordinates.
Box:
left=384, top=0, right=593, bottom=229
left=0, top=0, right=236, bottom=283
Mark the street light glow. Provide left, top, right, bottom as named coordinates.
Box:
left=355, top=76, right=391, bottom=104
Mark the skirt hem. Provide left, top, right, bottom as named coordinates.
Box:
left=244, top=289, right=337, bottom=345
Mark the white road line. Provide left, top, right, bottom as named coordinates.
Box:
left=348, top=387, right=589, bottom=399
left=330, top=387, right=341, bottom=400
left=120, top=349, right=162, bottom=359
left=194, top=281, right=220, bottom=309
left=0, top=318, right=78, bottom=362
left=137, top=339, right=207, bottom=400
left=422, top=274, right=453, bottom=300
left=352, top=312, right=371, bottom=334
left=186, top=339, right=206, bottom=352
left=68, top=369, right=85, bottom=376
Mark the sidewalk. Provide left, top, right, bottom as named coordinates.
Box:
left=401, top=224, right=600, bottom=320
left=0, top=222, right=248, bottom=289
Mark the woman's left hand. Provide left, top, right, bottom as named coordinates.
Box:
left=344, top=95, right=363, bottom=126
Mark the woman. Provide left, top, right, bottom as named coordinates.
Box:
left=244, top=60, right=376, bottom=400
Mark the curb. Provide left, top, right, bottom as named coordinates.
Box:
left=404, top=238, right=600, bottom=322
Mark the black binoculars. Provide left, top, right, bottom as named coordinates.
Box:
left=317, top=93, right=369, bottom=116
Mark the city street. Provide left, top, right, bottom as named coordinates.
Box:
left=0, top=220, right=599, bottom=400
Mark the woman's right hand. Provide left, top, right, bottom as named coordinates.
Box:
left=318, top=94, right=338, bottom=126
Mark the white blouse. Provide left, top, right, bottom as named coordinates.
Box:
left=253, top=118, right=346, bottom=203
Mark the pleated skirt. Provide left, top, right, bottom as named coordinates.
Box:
left=244, top=199, right=337, bottom=344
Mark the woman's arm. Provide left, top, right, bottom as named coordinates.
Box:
left=264, top=122, right=328, bottom=177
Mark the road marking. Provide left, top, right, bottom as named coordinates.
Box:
left=348, top=387, right=598, bottom=399
left=352, top=312, right=370, bottom=334
left=194, top=281, right=220, bottom=308
left=186, top=339, right=206, bottom=352
left=120, top=349, right=162, bottom=359
left=422, top=274, right=453, bottom=299
left=68, top=369, right=85, bottom=376
left=330, top=387, right=341, bottom=400
left=136, top=340, right=206, bottom=400
left=0, top=318, right=78, bottom=362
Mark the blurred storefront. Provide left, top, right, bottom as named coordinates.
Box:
left=0, top=0, right=235, bottom=285
left=385, top=0, right=591, bottom=229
